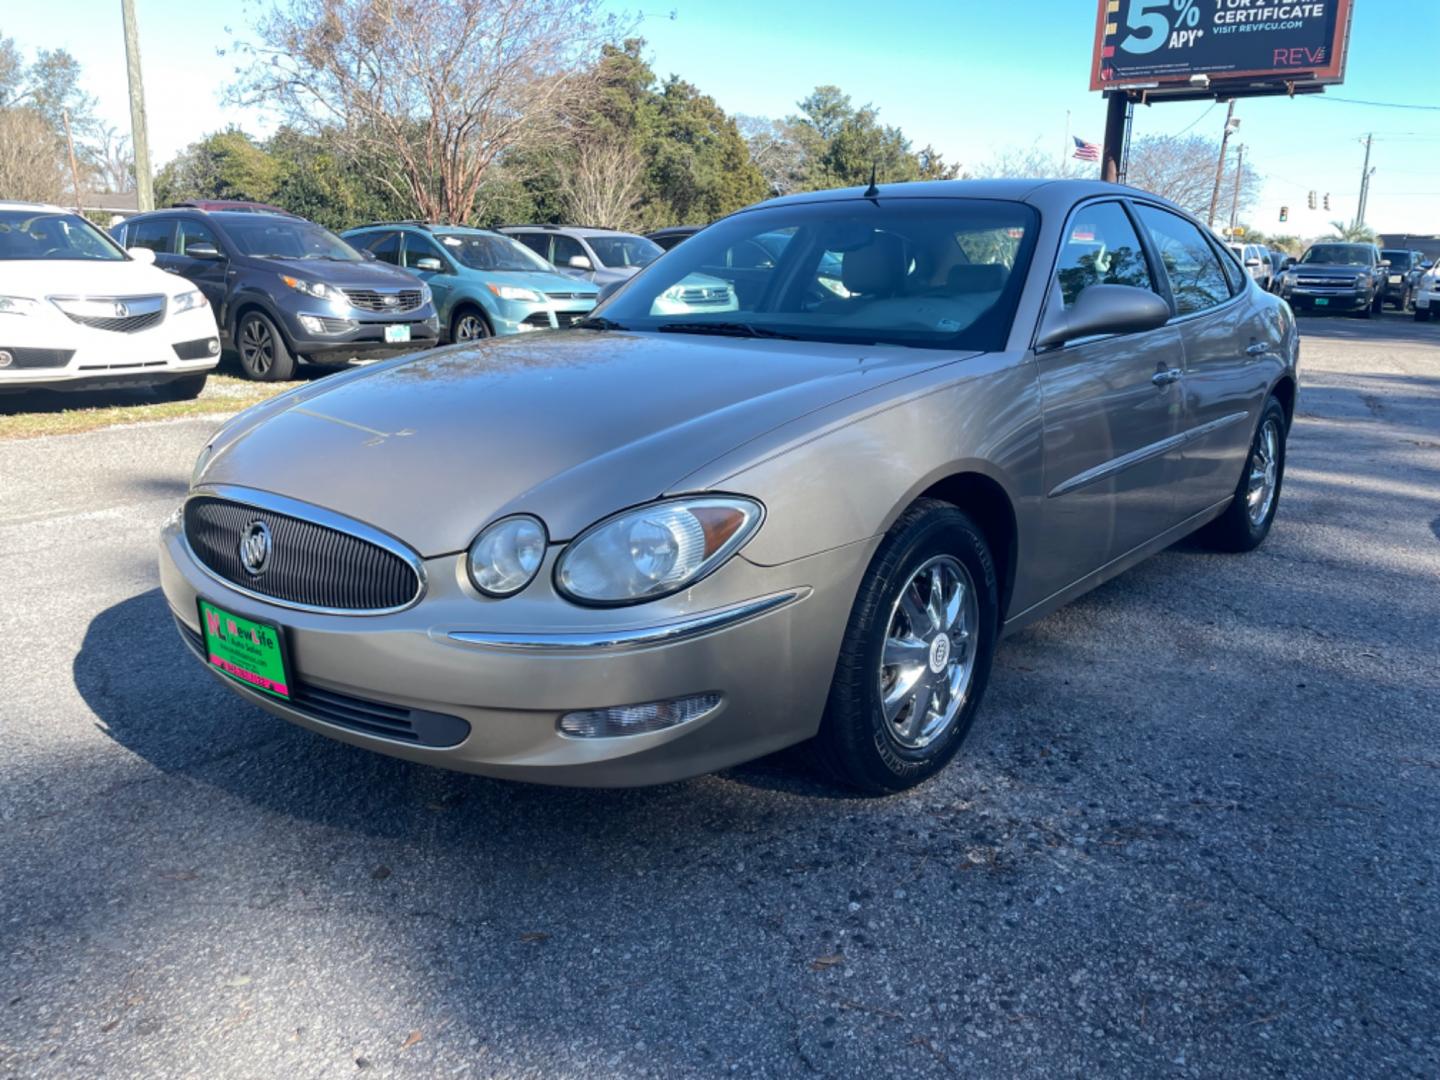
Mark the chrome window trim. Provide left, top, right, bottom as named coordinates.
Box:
left=183, top=483, right=428, bottom=616
left=1049, top=412, right=1248, bottom=498
left=446, top=589, right=808, bottom=652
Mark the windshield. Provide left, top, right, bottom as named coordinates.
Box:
left=0, top=210, right=125, bottom=262
left=222, top=217, right=362, bottom=261
left=587, top=234, right=662, bottom=269
left=439, top=232, right=555, bottom=273
left=592, top=198, right=1039, bottom=351
left=1300, top=244, right=1374, bottom=267
left=1380, top=250, right=1412, bottom=269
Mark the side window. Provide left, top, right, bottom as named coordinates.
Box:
left=1133, top=205, right=1233, bottom=315
left=402, top=235, right=446, bottom=270
left=365, top=232, right=401, bottom=265
left=1055, top=201, right=1156, bottom=308
left=512, top=232, right=549, bottom=260
left=1217, top=241, right=1245, bottom=293
left=551, top=234, right=586, bottom=268
left=129, top=217, right=174, bottom=255
left=177, top=219, right=220, bottom=256
left=112, top=223, right=129, bottom=247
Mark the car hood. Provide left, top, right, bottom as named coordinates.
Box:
left=256, top=257, right=420, bottom=288
left=4, top=258, right=183, bottom=298
left=473, top=270, right=597, bottom=297
left=201, top=331, right=970, bottom=556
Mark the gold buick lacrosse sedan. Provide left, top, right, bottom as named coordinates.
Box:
left=162, top=179, right=1297, bottom=794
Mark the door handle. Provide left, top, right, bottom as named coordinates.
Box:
left=1245, top=342, right=1269, bottom=356
left=1152, top=367, right=1182, bottom=387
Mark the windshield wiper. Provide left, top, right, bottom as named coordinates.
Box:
left=575, top=316, right=628, bottom=331
left=655, top=322, right=798, bottom=340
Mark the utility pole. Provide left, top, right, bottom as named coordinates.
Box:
left=61, top=110, right=85, bottom=215
left=1100, top=92, right=1128, bottom=183
left=1206, top=100, right=1238, bottom=227
left=122, top=0, right=154, bottom=211
left=1228, top=143, right=1245, bottom=237
left=1354, top=133, right=1374, bottom=229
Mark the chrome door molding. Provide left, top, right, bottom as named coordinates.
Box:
left=1048, top=411, right=1248, bottom=498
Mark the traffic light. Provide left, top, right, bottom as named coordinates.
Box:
left=1324, top=193, right=1331, bottom=211
left=1308, top=191, right=1317, bottom=210
left=1280, top=206, right=1289, bottom=223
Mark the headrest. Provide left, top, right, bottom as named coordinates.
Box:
left=946, top=264, right=1006, bottom=292
left=841, top=233, right=905, bottom=297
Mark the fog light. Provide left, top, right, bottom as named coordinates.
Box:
left=0, top=349, right=12, bottom=368
left=558, top=692, right=723, bottom=738
left=207, top=338, right=220, bottom=355
left=298, top=314, right=326, bottom=334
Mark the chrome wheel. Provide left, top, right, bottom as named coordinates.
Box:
left=455, top=313, right=489, bottom=342
left=239, top=317, right=274, bottom=377
left=1247, top=417, right=1280, bottom=526
left=878, top=554, right=980, bottom=750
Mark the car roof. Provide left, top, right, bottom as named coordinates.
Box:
left=501, top=224, right=645, bottom=238
left=0, top=200, right=69, bottom=213
left=743, top=178, right=1185, bottom=216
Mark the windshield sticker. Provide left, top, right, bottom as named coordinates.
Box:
left=442, top=236, right=463, bottom=246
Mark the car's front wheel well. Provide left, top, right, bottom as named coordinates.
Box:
left=450, top=302, right=492, bottom=340
left=916, top=472, right=1017, bottom=621
left=1271, top=375, right=1297, bottom=429
left=231, top=301, right=286, bottom=346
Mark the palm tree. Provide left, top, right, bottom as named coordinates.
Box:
left=1327, top=219, right=1378, bottom=243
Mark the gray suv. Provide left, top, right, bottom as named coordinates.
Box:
left=499, top=225, right=663, bottom=287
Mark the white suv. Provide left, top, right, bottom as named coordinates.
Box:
left=1415, top=263, right=1440, bottom=322
left=0, top=201, right=220, bottom=397
left=1228, top=243, right=1272, bottom=290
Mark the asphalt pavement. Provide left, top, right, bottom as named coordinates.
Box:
left=1, top=312, right=1437, bottom=1078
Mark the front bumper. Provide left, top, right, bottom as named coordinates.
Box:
left=1413, top=288, right=1438, bottom=311
left=275, top=308, right=441, bottom=361
left=1282, top=286, right=1371, bottom=311
left=159, top=511, right=868, bottom=786
left=0, top=305, right=220, bottom=390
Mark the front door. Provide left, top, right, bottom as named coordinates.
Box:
left=1131, top=203, right=1266, bottom=518
left=1033, top=200, right=1186, bottom=601
left=173, top=218, right=231, bottom=319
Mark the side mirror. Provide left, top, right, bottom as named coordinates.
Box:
left=595, top=279, right=625, bottom=304
left=567, top=254, right=593, bottom=271
left=1379, top=259, right=1391, bottom=268
left=185, top=243, right=221, bottom=260
left=1245, top=257, right=1262, bottom=267
left=414, top=257, right=443, bottom=272
left=1036, top=284, right=1172, bottom=350
left=361, top=249, right=378, bottom=261
left=1423, top=261, right=1434, bottom=271
left=1282, top=257, right=1297, bottom=269
left=127, top=247, right=156, bottom=265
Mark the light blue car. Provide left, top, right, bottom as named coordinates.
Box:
left=342, top=223, right=599, bottom=341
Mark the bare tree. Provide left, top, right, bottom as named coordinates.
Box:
left=228, top=0, right=617, bottom=222
left=559, top=134, right=644, bottom=229
left=969, top=143, right=1091, bottom=181
left=1125, top=134, right=1261, bottom=219
left=92, top=124, right=135, bottom=192
left=737, top=114, right=811, bottom=196
left=0, top=107, right=67, bottom=203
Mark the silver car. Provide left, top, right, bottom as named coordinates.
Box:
left=161, top=180, right=1297, bottom=794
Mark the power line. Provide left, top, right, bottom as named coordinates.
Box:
left=1311, top=96, right=1440, bottom=112
left=1173, top=101, right=1218, bottom=137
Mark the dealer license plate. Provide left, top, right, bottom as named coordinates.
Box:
left=198, top=599, right=291, bottom=699
left=1314, top=298, right=1329, bottom=306
left=384, top=324, right=411, bottom=343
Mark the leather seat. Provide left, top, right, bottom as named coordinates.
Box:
left=841, top=234, right=906, bottom=297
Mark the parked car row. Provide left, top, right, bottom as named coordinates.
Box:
left=1270, top=241, right=1424, bottom=319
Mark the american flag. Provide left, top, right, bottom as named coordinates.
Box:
left=1072, top=137, right=1100, bottom=162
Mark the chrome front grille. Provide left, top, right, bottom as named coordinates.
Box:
left=183, top=493, right=423, bottom=613
left=544, top=291, right=589, bottom=301
left=1295, top=276, right=1356, bottom=289
left=51, top=294, right=166, bottom=333
left=677, top=286, right=731, bottom=305
left=341, top=288, right=424, bottom=313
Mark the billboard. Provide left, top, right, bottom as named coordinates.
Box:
left=1091, top=0, right=1352, bottom=90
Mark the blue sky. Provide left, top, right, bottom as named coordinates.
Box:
left=7, top=0, right=1437, bottom=233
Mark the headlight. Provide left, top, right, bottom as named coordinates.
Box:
left=468, top=515, right=548, bottom=596
left=280, top=275, right=340, bottom=302
left=419, top=282, right=432, bottom=304
left=486, top=283, right=545, bottom=303
left=172, top=289, right=207, bottom=313
left=0, top=295, right=39, bottom=316
left=555, top=496, right=763, bottom=606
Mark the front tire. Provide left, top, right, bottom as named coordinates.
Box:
left=236, top=311, right=296, bottom=382
left=1198, top=396, right=1287, bottom=553
left=451, top=306, right=492, bottom=343
left=813, top=500, right=999, bottom=795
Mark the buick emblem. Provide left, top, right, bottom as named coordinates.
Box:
left=239, top=520, right=272, bottom=575
left=112, top=301, right=130, bottom=318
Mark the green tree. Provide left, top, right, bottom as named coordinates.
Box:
left=1327, top=219, right=1378, bottom=243
left=155, top=129, right=282, bottom=205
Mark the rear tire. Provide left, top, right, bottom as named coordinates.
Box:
left=1198, top=396, right=1287, bottom=553
left=236, top=311, right=296, bottom=382
left=152, top=373, right=208, bottom=402
left=812, top=500, right=999, bottom=795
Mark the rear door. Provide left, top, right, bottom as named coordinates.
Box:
left=1131, top=202, right=1268, bottom=518
left=1033, top=199, right=1187, bottom=593
left=130, top=216, right=177, bottom=272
